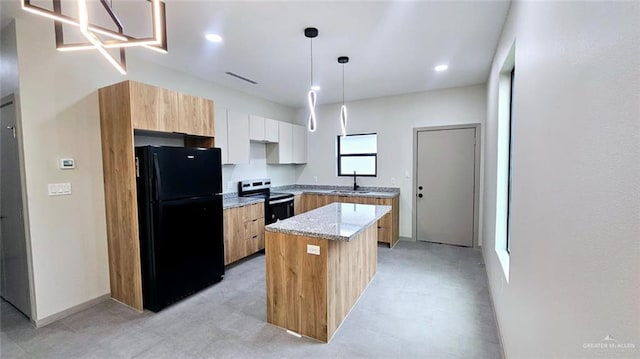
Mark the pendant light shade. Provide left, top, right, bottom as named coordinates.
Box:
left=305, top=27, right=319, bottom=132
left=338, top=56, right=349, bottom=137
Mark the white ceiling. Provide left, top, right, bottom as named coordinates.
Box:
left=2, top=1, right=511, bottom=108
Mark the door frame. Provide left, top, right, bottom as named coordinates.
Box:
left=412, top=124, right=481, bottom=248
left=0, top=93, right=36, bottom=319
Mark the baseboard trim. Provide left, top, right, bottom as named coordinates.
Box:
left=33, top=293, right=111, bottom=328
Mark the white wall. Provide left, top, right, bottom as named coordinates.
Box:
left=11, top=13, right=296, bottom=321
left=483, top=2, right=640, bottom=357
left=296, top=85, right=486, bottom=238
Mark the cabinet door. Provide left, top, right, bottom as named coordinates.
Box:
left=278, top=122, right=293, bottom=163
left=178, top=93, right=214, bottom=137
left=130, top=81, right=179, bottom=132
left=300, top=194, right=317, bottom=213
left=293, top=195, right=303, bottom=214
left=264, top=119, right=279, bottom=142
left=249, top=115, right=265, bottom=141
left=226, top=111, right=250, bottom=164
left=214, top=106, right=229, bottom=164
left=223, top=206, right=247, bottom=265
left=292, top=124, right=307, bottom=164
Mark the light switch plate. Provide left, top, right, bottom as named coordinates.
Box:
left=307, top=244, right=320, bottom=256
left=48, top=182, right=71, bottom=196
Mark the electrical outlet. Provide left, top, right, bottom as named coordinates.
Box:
left=227, top=181, right=233, bottom=190
left=307, top=244, right=320, bottom=255
left=314, top=176, right=318, bottom=183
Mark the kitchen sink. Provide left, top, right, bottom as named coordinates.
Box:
left=331, top=190, right=369, bottom=194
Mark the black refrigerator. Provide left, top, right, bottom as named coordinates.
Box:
left=135, top=146, right=224, bottom=312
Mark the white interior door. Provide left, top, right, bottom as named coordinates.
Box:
left=0, top=95, right=31, bottom=317
left=416, top=128, right=476, bottom=247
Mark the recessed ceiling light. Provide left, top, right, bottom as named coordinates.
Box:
left=434, top=64, right=448, bottom=72
left=205, top=33, right=223, bottom=43
left=311, top=85, right=320, bottom=91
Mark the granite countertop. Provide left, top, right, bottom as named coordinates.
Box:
left=265, top=202, right=391, bottom=241
left=272, top=185, right=400, bottom=198
left=222, top=184, right=399, bottom=209
left=222, top=195, right=264, bottom=210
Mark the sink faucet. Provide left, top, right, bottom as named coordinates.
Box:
left=353, top=171, right=359, bottom=191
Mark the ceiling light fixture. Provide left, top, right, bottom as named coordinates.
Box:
left=21, top=0, right=168, bottom=74
left=304, top=27, right=318, bottom=133
left=205, top=33, right=223, bottom=43
left=434, top=64, right=449, bottom=72
left=338, top=56, right=349, bottom=137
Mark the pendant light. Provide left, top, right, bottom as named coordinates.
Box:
left=338, top=56, right=349, bottom=137
left=21, top=0, right=168, bottom=74
left=304, top=27, right=319, bottom=132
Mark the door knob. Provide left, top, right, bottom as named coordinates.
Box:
left=418, top=194, right=423, bottom=198
left=6, top=126, right=16, bottom=138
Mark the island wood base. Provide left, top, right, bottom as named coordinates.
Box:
left=265, top=225, right=377, bottom=342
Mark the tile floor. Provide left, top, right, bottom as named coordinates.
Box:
left=1, top=241, right=502, bottom=358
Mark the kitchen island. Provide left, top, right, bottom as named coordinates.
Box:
left=264, top=202, right=391, bottom=342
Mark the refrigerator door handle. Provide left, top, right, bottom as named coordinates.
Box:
left=153, top=154, right=162, bottom=201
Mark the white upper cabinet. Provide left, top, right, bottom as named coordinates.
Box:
left=249, top=115, right=265, bottom=142
left=226, top=110, right=250, bottom=164
left=264, top=118, right=279, bottom=142
left=249, top=115, right=280, bottom=143
left=292, top=124, right=307, bottom=164
left=266, top=122, right=306, bottom=164
left=214, top=106, right=229, bottom=164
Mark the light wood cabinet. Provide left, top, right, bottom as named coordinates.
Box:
left=293, top=194, right=303, bottom=215
left=127, top=81, right=214, bottom=137
left=177, top=93, right=214, bottom=137
left=98, top=80, right=216, bottom=311
left=130, top=81, right=179, bottom=132
left=223, top=202, right=265, bottom=265
left=298, top=193, right=399, bottom=247
left=226, top=111, right=250, bottom=164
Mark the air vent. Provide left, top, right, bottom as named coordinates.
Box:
left=225, top=71, right=258, bottom=85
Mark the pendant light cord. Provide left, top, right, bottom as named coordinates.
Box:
left=342, top=64, right=345, bottom=105
left=310, top=38, right=314, bottom=88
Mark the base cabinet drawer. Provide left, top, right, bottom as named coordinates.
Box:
left=223, top=202, right=265, bottom=265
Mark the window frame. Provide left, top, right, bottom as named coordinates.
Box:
left=336, top=133, right=378, bottom=177
left=506, top=66, right=515, bottom=254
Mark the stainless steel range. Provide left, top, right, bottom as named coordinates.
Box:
left=237, top=179, right=294, bottom=224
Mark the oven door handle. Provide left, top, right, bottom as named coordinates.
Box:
left=269, top=198, right=293, bottom=205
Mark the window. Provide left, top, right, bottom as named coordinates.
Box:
left=337, top=133, right=377, bottom=176
left=495, top=41, right=515, bottom=281
left=506, top=66, right=515, bottom=254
